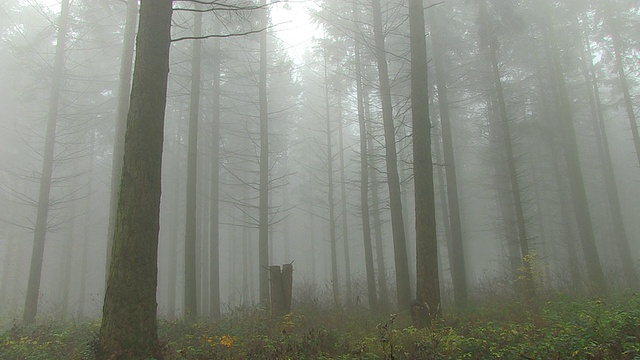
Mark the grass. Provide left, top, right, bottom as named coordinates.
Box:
left=1, top=294, right=639, bottom=359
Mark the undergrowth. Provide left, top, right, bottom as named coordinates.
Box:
left=1, top=294, right=639, bottom=359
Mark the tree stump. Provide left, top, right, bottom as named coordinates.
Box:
left=269, top=263, right=293, bottom=316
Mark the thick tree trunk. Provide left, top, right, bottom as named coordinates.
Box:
left=98, top=1, right=172, bottom=358
left=428, top=1, right=467, bottom=307
left=23, top=0, right=70, bottom=325
left=371, top=0, right=411, bottom=310
left=410, top=0, right=440, bottom=323
left=258, top=0, right=270, bottom=305
left=184, top=11, right=202, bottom=318
left=353, top=1, right=377, bottom=310
left=106, top=0, right=138, bottom=288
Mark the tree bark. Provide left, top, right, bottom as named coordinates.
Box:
left=23, top=0, right=70, bottom=325
left=410, top=0, right=441, bottom=323
left=371, top=0, right=411, bottom=310
left=106, top=0, right=138, bottom=289
left=98, top=0, right=172, bottom=358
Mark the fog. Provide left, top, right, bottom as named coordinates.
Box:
left=1, top=0, right=639, bottom=327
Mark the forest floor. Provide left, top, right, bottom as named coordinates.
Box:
left=1, top=293, right=639, bottom=359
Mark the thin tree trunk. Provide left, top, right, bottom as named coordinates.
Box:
left=371, top=0, right=411, bottom=309
left=428, top=1, right=467, bottom=307
left=337, top=97, right=352, bottom=305
left=61, top=179, right=77, bottom=318
left=106, top=0, right=138, bottom=288
left=167, top=132, right=181, bottom=319
left=534, top=65, right=584, bottom=294
left=353, top=1, right=377, bottom=310
left=99, top=0, right=172, bottom=357
left=77, top=135, right=95, bottom=318
left=209, top=19, right=222, bottom=320
left=23, top=0, right=70, bottom=325
left=184, top=11, right=202, bottom=318
left=480, top=0, right=535, bottom=301
left=258, top=0, right=270, bottom=305
left=324, top=52, right=340, bottom=304
left=366, top=92, right=389, bottom=310
left=544, top=11, right=607, bottom=294
left=581, top=16, right=638, bottom=287
left=605, top=7, right=640, bottom=169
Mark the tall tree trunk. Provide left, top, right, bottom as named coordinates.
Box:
left=258, top=0, right=270, bottom=305
left=581, top=16, right=638, bottom=287
left=480, top=0, right=535, bottom=301
left=371, top=0, right=411, bottom=309
left=428, top=1, right=467, bottom=307
left=337, top=97, right=352, bottom=305
left=410, top=0, right=440, bottom=323
left=605, top=7, right=640, bottom=169
left=366, top=91, right=389, bottom=310
left=486, top=97, right=521, bottom=281
left=23, top=0, right=70, bottom=325
left=543, top=9, right=607, bottom=294
left=98, top=0, right=172, bottom=358
left=534, top=66, right=584, bottom=294
left=78, top=134, right=95, bottom=318
left=61, top=175, right=77, bottom=318
left=324, top=52, right=340, bottom=304
left=209, top=19, right=222, bottom=320
left=106, top=0, right=138, bottom=288
left=353, top=1, right=377, bottom=310
left=184, top=11, right=202, bottom=318
left=167, top=132, right=181, bottom=319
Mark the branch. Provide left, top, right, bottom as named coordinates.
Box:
left=171, top=24, right=276, bottom=42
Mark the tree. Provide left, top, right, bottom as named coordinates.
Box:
left=105, top=0, right=138, bottom=288
left=427, top=0, right=467, bottom=307
left=258, top=0, right=270, bottom=305
left=410, top=0, right=440, bottom=323
left=353, top=0, right=377, bottom=310
left=184, top=9, right=203, bottom=319
left=98, top=0, right=172, bottom=358
left=540, top=2, right=607, bottom=294
left=478, top=0, right=535, bottom=300
left=23, top=0, right=70, bottom=325
left=371, top=0, right=411, bottom=310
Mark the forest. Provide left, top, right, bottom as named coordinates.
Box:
left=0, top=0, right=639, bottom=359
